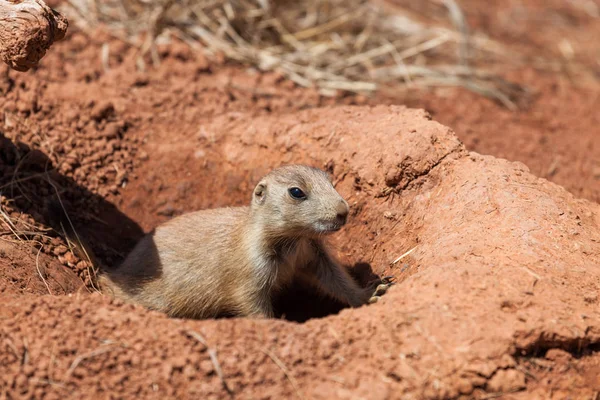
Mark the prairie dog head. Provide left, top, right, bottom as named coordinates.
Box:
left=251, top=165, right=349, bottom=237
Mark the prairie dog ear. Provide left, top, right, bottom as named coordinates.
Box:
left=254, top=182, right=267, bottom=205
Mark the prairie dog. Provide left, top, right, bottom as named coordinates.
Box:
left=52, top=165, right=391, bottom=319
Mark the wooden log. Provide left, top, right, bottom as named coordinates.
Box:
left=0, top=0, right=68, bottom=71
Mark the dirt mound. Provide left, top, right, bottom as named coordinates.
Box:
left=391, top=0, right=600, bottom=205
left=2, top=8, right=600, bottom=398
left=402, top=71, right=600, bottom=207
left=2, top=103, right=600, bottom=399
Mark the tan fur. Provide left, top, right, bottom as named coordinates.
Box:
left=99, top=165, right=374, bottom=319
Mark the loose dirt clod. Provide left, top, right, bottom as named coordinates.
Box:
left=0, top=0, right=68, bottom=71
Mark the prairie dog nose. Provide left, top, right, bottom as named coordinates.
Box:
left=335, top=200, right=349, bottom=224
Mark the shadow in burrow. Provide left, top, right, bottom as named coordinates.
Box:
left=0, top=131, right=382, bottom=321
left=272, top=262, right=381, bottom=322
left=0, top=131, right=144, bottom=281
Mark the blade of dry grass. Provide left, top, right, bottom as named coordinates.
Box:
left=186, top=330, right=233, bottom=395
left=34, top=241, right=53, bottom=295
left=261, top=347, right=304, bottom=400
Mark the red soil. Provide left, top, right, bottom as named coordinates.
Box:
left=391, top=0, right=600, bottom=204
left=1, top=1, right=600, bottom=399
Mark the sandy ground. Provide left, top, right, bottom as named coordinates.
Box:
left=1, top=1, right=600, bottom=399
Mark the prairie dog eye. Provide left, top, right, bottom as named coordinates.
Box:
left=288, top=187, right=306, bottom=200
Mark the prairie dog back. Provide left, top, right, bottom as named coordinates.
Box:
left=101, top=208, right=252, bottom=318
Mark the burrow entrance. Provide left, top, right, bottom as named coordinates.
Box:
left=1, top=132, right=386, bottom=322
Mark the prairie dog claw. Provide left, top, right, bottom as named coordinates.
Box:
left=367, top=276, right=395, bottom=304
left=381, top=276, right=396, bottom=285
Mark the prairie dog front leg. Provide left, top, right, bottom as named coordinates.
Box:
left=300, top=244, right=371, bottom=307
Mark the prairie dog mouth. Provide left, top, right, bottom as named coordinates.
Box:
left=313, top=220, right=344, bottom=233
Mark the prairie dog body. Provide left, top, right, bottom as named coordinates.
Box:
left=96, top=165, right=389, bottom=319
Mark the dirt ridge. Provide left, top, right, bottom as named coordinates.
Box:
left=3, top=103, right=600, bottom=399
left=1, top=17, right=600, bottom=399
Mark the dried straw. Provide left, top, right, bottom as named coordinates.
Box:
left=61, top=0, right=527, bottom=106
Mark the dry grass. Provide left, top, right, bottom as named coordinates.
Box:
left=390, top=245, right=417, bottom=266
left=61, top=0, right=528, bottom=108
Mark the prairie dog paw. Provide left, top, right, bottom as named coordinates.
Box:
left=367, top=276, right=395, bottom=304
